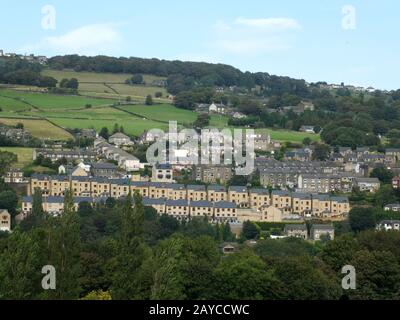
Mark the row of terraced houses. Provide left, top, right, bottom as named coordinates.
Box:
left=23, top=174, right=350, bottom=222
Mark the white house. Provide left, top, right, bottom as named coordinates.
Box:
left=119, top=155, right=142, bottom=172
left=109, top=133, right=134, bottom=147
left=152, top=163, right=174, bottom=183
left=209, top=103, right=226, bottom=114
left=377, top=220, right=400, bottom=231
left=232, top=112, right=247, bottom=119
left=355, top=178, right=381, bottom=193
left=0, top=209, right=11, bottom=232
left=299, top=126, right=315, bottom=133
left=384, top=204, right=400, bottom=212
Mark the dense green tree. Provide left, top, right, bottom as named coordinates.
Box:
left=43, top=190, right=82, bottom=299
left=0, top=230, right=43, bottom=299
left=349, top=207, right=376, bottom=233
left=79, top=251, right=107, bottom=296
left=370, top=167, right=395, bottom=185
left=77, top=201, right=94, bottom=218
left=0, top=190, right=18, bottom=216
left=193, top=113, right=210, bottom=128
left=320, top=235, right=360, bottom=271
left=348, top=250, right=400, bottom=300
left=145, top=95, right=153, bottom=106
left=242, top=221, right=260, bottom=240
left=150, top=236, right=186, bottom=300
left=373, top=185, right=398, bottom=208
left=99, top=127, right=109, bottom=139
left=211, top=250, right=282, bottom=300
left=303, top=137, right=312, bottom=146
left=255, top=237, right=316, bottom=259
left=0, top=151, right=18, bottom=176
left=112, top=192, right=146, bottom=299
left=312, top=143, right=332, bottom=161
left=127, top=74, right=144, bottom=85
left=20, top=188, right=45, bottom=230
left=274, top=257, right=342, bottom=300
left=182, top=236, right=220, bottom=299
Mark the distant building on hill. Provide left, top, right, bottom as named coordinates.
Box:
left=284, top=224, right=308, bottom=239
left=4, top=169, right=26, bottom=184
left=310, top=224, right=335, bottom=241
left=0, top=209, right=11, bottom=232
left=108, top=133, right=133, bottom=147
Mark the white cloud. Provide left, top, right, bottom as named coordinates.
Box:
left=211, top=17, right=301, bottom=55
left=235, top=17, right=301, bottom=31
left=214, top=20, right=232, bottom=34
left=21, top=23, right=123, bottom=56
left=218, top=38, right=290, bottom=54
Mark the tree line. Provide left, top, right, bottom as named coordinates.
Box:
left=1, top=189, right=400, bottom=300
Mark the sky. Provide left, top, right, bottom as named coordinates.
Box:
left=0, top=0, right=399, bottom=90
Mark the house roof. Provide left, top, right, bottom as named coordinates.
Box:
left=284, top=224, right=307, bottom=231
left=166, top=199, right=189, bottom=206
left=356, top=178, right=380, bottom=184
left=92, top=162, right=118, bottom=170
left=229, top=186, right=248, bottom=193
left=385, top=204, right=400, bottom=209
left=311, top=224, right=334, bottom=231
left=379, top=220, right=400, bottom=225
left=292, top=192, right=312, bottom=200
left=208, top=185, right=226, bottom=192
left=214, top=201, right=237, bottom=209
left=187, top=185, right=206, bottom=191
left=143, top=198, right=166, bottom=206
left=109, top=132, right=131, bottom=140
left=155, top=163, right=172, bottom=170
left=271, top=190, right=291, bottom=197
left=249, top=188, right=269, bottom=195
left=191, top=200, right=213, bottom=208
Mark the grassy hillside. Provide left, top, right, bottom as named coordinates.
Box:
left=120, top=104, right=197, bottom=124
left=42, top=69, right=170, bottom=102
left=255, top=129, right=320, bottom=143
left=0, top=118, right=73, bottom=141
left=0, top=87, right=319, bottom=142
left=0, top=94, right=31, bottom=112
left=49, top=117, right=170, bottom=137
left=0, top=147, right=34, bottom=168
left=0, top=89, right=114, bottom=110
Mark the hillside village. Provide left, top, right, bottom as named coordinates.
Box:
left=2, top=120, right=400, bottom=240
left=0, top=51, right=400, bottom=302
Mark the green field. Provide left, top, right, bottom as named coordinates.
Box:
left=0, top=94, right=31, bottom=112
left=121, top=104, right=197, bottom=124
left=0, top=147, right=33, bottom=168
left=0, top=118, right=73, bottom=141
left=48, top=117, right=169, bottom=136
left=255, top=129, right=320, bottom=143
left=43, top=69, right=165, bottom=84
left=0, top=86, right=319, bottom=142
left=0, top=89, right=114, bottom=110
left=42, top=69, right=169, bottom=102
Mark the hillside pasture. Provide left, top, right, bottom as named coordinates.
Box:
left=0, top=147, right=34, bottom=168
left=120, top=104, right=197, bottom=124
left=0, top=89, right=115, bottom=110
left=42, top=69, right=169, bottom=101
left=0, top=94, right=31, bottom=112
left=48, top=117, right=169, bottom=137
left=0, top=117, right=73, bottom=141
left=255, top=128, right=320, bottom=143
